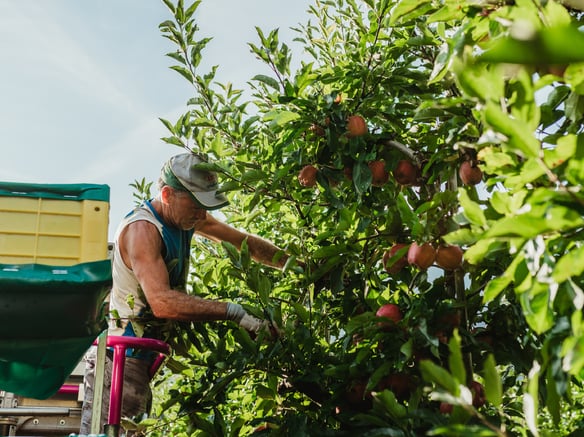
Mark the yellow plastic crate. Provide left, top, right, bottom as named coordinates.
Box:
left=0, top=183, right=110, bottom=266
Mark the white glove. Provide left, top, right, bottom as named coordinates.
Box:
left=238, top=313, right=266, bottom=333
left=226, top=302, right=278, bottom=338
left=226, top=302, right=247, bottom=323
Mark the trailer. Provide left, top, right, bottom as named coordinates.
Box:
left=0, top=182, right=170, bottom=437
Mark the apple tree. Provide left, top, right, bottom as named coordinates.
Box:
left=135, top=0, right=584, bottom=435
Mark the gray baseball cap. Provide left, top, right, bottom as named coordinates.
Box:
left=160, top=153, right=229, bottom=210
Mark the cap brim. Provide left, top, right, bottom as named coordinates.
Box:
left=189, top=189, right=229, bottom=211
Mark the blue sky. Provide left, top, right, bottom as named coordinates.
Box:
left=0, top=0, right=311, bottom=238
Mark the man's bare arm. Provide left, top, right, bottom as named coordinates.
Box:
left=120, top=220, right=229, bottom=322
left=194, top=214, right=289, bottom=269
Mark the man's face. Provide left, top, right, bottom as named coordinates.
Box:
left=169, top=189, right=207, bottom=229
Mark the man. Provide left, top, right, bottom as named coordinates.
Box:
left=80, top=152, right=288, bottom=435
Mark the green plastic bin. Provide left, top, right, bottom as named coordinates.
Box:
left=0, top=182, right=112, bottom=399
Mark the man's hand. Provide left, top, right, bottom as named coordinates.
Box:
left=226, top=302, right=279, bottom=339
left=238, top=313, right=263, bottom=332
left=239, top=314, right=280, bottom=340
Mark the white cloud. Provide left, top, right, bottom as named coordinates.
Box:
left=0, top=0, right=312, bottom=239
left=0, top=2, right=142, bottom=116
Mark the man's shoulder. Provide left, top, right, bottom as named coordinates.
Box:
left=115, top=205, right=162, bottom=241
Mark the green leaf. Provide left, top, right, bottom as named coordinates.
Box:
left=485, top=204, right=584, bottom=239
left=239, top=169, right=267, bottom=183
left=428, top=43, right=451, bottom=84
left=489, top=189, right=528, bottom=216
left=453, top=59, right=505, bottom=102
left=543, top=134, right=576, bottom=169
left=483, top=254, right=524, bottom=302
left=264, top=110, right=300, bottom=127
left=169, top=65, right=194, bottom=83
left=160, top=0, right=176, bottom=13
left=426, top=1, right=464, bottom=23
left=419, top=360, right=459, bottom=395
left=519, top=281, right=554, bottom=334
left=252, top=74, right=280, bottom=90
left=257, top=274, right=272, bottom=306
left=427, top=424, right=498, bottom=436
left=565, top=63, right=584, bottom=96
left=290, top=302, right=310, bottom=324
left=312, top=244, right=347, bottom=259
left=458, top=188, right=487, bottom=227
left=373, top=390, right=407, bottom=419
left=396, top=191, right=417, bottom=229
left=448, top=330, right=466, bottom=385
left=256, top=384, right=275, bottom=400
left=442, top=228, right=478, bottom=246
left=545, top=365, right=561, bottom=426
left=352, top=160, right=372, bottom=195
left=481, top=355, right=502, bottom=407
left=389, top=0, right=432, bottom=25
left=367, top=361, right=392, bottom=393
left=484, top=102, right=540, bottom=158
left=232, top=328, right=256, bottom=354
left=221, top=241, right=241, bottom=268
left=553, top=245, right=584, bottom=283
left=464, top=238, right=506, bottom=265
left=159, top=117, right=176, bottom=134
left=184, top=0, right=201, bottom=21
left=479, top=25, right=584, bottom=65
left=210, top=132, right=224, bottom=156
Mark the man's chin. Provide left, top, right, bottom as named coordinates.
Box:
left=182, top=222, right=196, bottom=231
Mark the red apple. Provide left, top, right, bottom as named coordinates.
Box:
left=439, top=402, right=453, bottom=414
left=376, top=373, right=413, bottom=401
left=435, top=245, right=463, bottom=270
left=470, top=381, right=486, bottom=408
left=368, top=160, right=389, bottom=187
left=308, top=123, right=325, bottom=137
left=407, top=242, right=436, bottom=270
left=382, top=243, right=409, bottom=274
left=393, top=160, right=419, bottom=186
left=346, top=115, right=368, bottom=137
left=345, top=379, right=373, bottom=410
left=376, top=303, right=402, bottom=330
left=343, top=166, right=353, bottom=181
left=459, top=161, right=483, bottom=185
left=298, top=164, right=318, bottom=187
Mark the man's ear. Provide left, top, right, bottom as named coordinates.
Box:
left=160, top=185, right=173, bottom=204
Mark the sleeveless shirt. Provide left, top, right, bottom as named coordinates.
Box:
left=108, top=200, right=194, bottom=340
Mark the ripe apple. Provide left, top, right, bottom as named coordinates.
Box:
left=545, top=64, right=567, bottom=78
left=346, top=115, right=368, bottom=137
left=345, top=379, right=373, bottom=410
left=470, top=381, right=486, bottom=408
left=393, top=159, right=419, bottom=186
left=439, top=402, right=453, bottom=414
left=438, top=310, right=461, bottom=329
left=473, top=329, right=494, bottom=348
left=308, top=123, right=325, bottom=137
left=376, top=303, right=402, bottom=330
left=435, top=244, right=463, bottom=270
left=382, top=243, right=408, bottom=274
left=435, top=330, right=449, bottom=344
left=298, top=164, right=318, bottom=187
left=459, top=161, right=483, bottom=185
left=407, top=242, right=436, bottom=270
left=376, top=373, right=413, bottom=401
left=368, top=160, right=389, bottom=186
left=343, top=166, right=353, bottom=181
